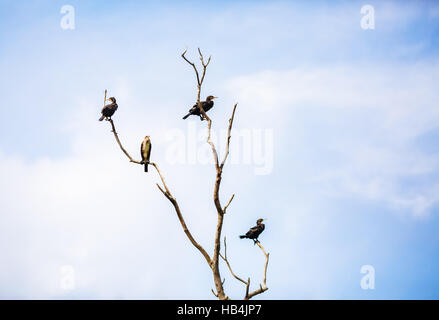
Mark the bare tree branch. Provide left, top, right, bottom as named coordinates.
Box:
left=244, top=241, right=270, bottom=300
left=197, top=48, right=211, bottom=89
left=181, top=48, right=201, bottom=86
left=220, top=237, right=270, bottom=300
left=245, top=278, right=251, bottom=298
left=210, top=103, right=239, bottom=299
left=105, top=111, right=211, bottom=266
left=223, top=194, right=235, bottom=214
left=206, top=119, right=220, bottom=169
left=149, top=162, right=171, bottom=195
left=159, top=186, right=212, bottom=266
left=221, top=104, right=238, bottom=169
left=181, top=48, right=211, bottom=122
left=156, top=183, right=166, bottom=196
left=108, top=119, right=142, bottom=164
left=219, top=237, right=248, bottom=285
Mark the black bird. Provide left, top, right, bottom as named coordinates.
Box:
left=182, top=95, right=217, bottom=120
left=140, top=136, right=152, bottom=172
left=99, top=97, right=118, bottom=121
left=240, top=219, right=266, bottom=243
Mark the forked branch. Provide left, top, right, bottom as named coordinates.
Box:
left=221, top=104, right=237, bottom=169
left=181, top=48, right=212, bottom=122
left=220, top=237, right=270, bottom=300
left=245, top=241, right=270, bottom=300
left=219, top=237, right=248, bottom=286
left=223, top=194, right=235, bottom=214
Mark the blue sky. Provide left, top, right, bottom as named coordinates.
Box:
left=1, top=0, right=439, bottom=299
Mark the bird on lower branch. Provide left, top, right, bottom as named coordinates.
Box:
left=182, top=95, right=217, bottom=120
left=99, top=97, right=118, bottom=121
left=240, top=219, right=266, bottom=244
left=140, top=136, right=152, bottom=172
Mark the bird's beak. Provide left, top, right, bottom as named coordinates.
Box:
left=213, top=96, right=218, bottom=99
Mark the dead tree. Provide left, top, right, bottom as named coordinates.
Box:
left=101, top=48, right=269, bottom=300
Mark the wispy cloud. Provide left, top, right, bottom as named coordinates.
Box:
left=228, top=62, right=439, bottom=217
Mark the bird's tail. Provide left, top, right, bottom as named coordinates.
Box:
left=99, top=115, right=105, bottom=121
left=182, top=113, right=190, bottom=120
left=239, top=235, right=246, bottom=239
left=144, top=163, right=149, bottom=172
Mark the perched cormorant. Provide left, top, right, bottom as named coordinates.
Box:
left=182, top=95, right=217, bottom=120
left=240, top=219, right=266, bottom=243
left=99, top=97, right=118, bottom=121
left=140, top=136, right=152, bottom=172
